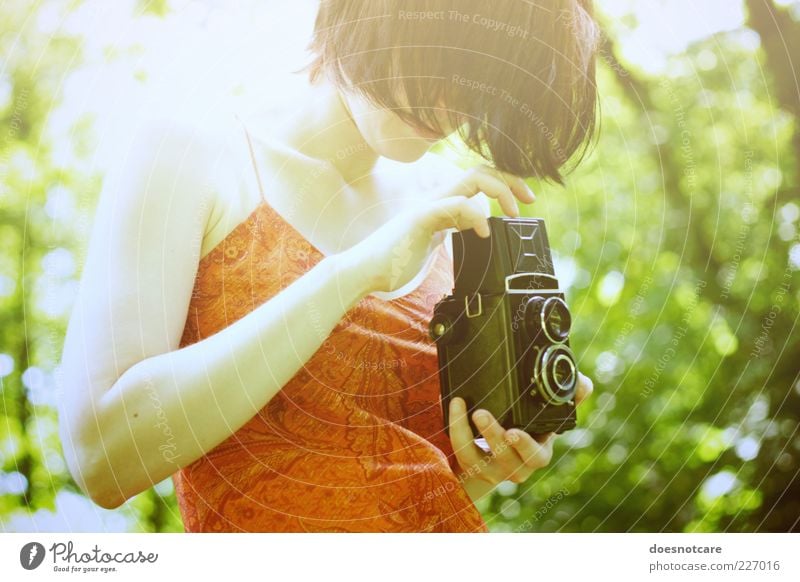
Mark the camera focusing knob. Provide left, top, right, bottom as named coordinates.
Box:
left=524, top=297, right=546, bottom=339
left=428, top=312, right=462, bottom=345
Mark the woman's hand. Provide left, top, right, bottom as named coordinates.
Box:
left=339, top=165, right=536, bottom=295
left=450, top=372, right=594, bottom=502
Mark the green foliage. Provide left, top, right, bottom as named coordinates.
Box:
left=1, top=1, right=797, bottom=532
left=480, top=28, right=800, bottom=532
left=0, top=0, right=182, bottom=533
left=137, top=0, right=171, bottom=18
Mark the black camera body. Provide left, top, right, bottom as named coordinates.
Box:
left=430, top=217, right=578, bottom=439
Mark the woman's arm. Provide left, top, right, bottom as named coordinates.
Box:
left=58, top=120, right=369, bottom=509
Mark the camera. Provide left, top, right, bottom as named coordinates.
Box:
left=429, top=216, right=578, bottom=439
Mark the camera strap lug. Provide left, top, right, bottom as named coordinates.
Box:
left=464, top=293, right=483, bottom=318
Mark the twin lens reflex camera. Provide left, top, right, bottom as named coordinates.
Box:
left=429, top=217, right=579, bottom=439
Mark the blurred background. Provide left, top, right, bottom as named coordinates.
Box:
left=0, top=0, right=798, bottom=532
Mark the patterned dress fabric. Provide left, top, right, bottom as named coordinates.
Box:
left=171, top=124, right=488, bottom=533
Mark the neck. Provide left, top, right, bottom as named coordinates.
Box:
left=293, top=81, right=379, bottom=184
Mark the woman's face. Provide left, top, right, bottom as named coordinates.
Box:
left=340, top=89, right=455, bottom=163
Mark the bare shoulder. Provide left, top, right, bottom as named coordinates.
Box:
left=129, top=114, right=266, bottom=259
left=125, top=115, right=245, bottom=171
left=112, top=115, right=253, bottom=205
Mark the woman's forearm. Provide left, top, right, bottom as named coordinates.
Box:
left=76, top=251, right=368, bottom=508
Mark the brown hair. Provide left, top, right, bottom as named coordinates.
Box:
left=308, top=0, right=601, bottom=183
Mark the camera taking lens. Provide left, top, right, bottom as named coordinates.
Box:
left=532, top=344, right=578, bottom=405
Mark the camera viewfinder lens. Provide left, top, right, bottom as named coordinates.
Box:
left=543, top=297, right=571, bottom=343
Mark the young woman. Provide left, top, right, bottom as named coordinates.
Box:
left=58, top=0, right=600, bottom=532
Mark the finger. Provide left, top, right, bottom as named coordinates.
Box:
left=485, top=166, right=536, bottom=205
left=508, top=432, right=555, bottom=483
left=575, top=372, right=594, bottom=406
left=472, top=409, right=517, bottom=462
left=448, top=397, right=484, bottom=469
left=507, top=467, right=535, bottom=484
left=423, top=195, right=490, bottom=238
left=506, top=429, right=554, bottom=470
left=453, top=170, right=519, bottom=218
left=506, top=457, right=535, bottom=484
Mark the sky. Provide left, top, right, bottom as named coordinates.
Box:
left=600, top=0, right=748, bottom=73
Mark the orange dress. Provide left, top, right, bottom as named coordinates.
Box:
left=171, top=123, right=489, bottom=532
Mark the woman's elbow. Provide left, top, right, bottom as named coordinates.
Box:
left=82, top=478, right=129, bottom=511
left=66, top=442, right=126, bottom=509
left=59, top=416, right=132, bottom=510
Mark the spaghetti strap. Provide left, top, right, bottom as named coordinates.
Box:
left=235, top=114, right=267, bottom=203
